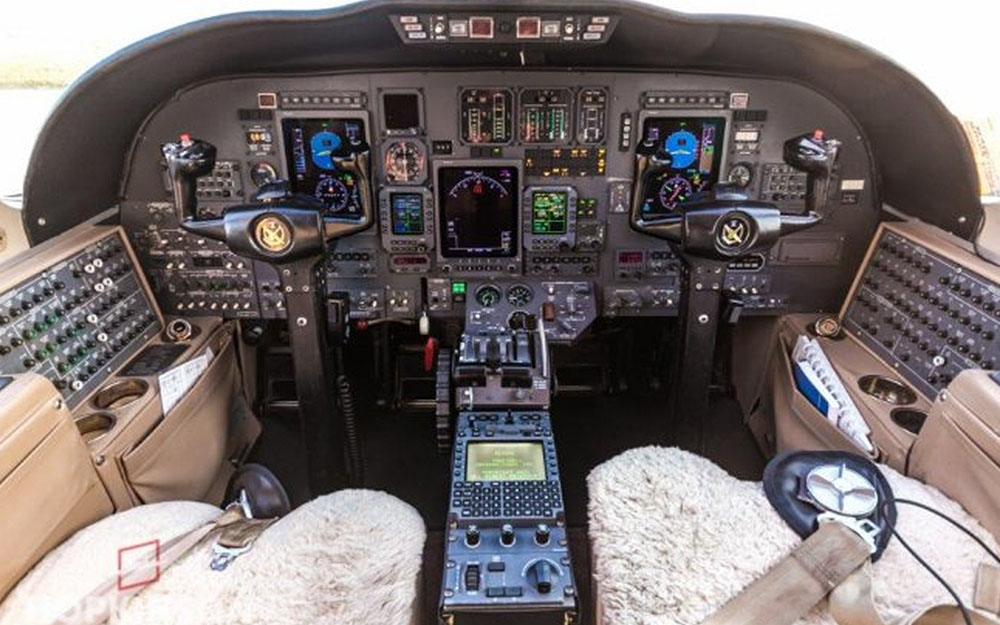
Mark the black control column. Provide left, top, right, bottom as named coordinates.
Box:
left=631, top=130, right=840, bottom=434
left=162, top=134, right=372, bottom=495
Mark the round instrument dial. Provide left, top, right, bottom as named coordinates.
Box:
left=506, top=284, right=534, bottom=308
left=728, top=163, right=753, bottom=188
left=384, top=140, right=425, bottom=183
left=315, top=176, right=350, bottom=212
left=657, top=175, right=694, bottom=211
left=474, top=284, right=502, bottom=308
left=249, top=162, right=278, bottom=187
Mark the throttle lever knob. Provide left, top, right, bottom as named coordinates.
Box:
left=161, top=135, right=217, bottom=223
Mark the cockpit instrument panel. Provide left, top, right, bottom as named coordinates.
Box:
left=636, top=116, right=726, bottom=216
left=280, top=116, right=369, bottom=218
left=438, top=164, right=520, bottom=259
left=460, top=89, right=514, bottom=145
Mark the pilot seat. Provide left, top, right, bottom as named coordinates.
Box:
left=0, top=489, right=426, bottom=625
left=587, top=446, right=999, bottom=625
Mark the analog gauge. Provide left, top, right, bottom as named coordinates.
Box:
left=728, top=163, right=753, bottom=188
left=508, top=310, right=529, bottom=331
left=249, top=162, right=278, bottom=187
left=657, top=175, right=694, bottom=211
left=384, top=140, right=425, bottom=183
left=315, top=176, right=350, bottom=212
left=506, top=284, right=534, bottom=308
left=474, top=284, right=502, bottom=308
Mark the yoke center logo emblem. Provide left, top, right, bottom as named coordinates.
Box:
left=255, top=216, right=291, bottom=253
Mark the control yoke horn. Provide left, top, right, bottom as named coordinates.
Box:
left=630, top=129, right=841, bottom=260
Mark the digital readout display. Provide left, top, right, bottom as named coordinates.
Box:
left=466, top=442, right=546, bottom=482
left=531, top=191, right=569, bottom=235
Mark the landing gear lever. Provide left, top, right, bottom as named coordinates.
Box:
left=162, top=134, right=373, bottom=495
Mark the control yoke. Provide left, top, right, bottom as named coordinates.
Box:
left=162, top=134, right=374, bottom=495
left=629, top=129, right=841, bottom=426
left=162, top=134, right=373, bottom=263
left=630, top=129, right=841, bottom=260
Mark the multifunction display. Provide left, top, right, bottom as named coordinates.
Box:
left=637, top=116, right=726, bottom=216
left=390, top=192, right=425, bottom=235
left=531, top=191, right=569, bottom=235
left=281, top=117, right=367, bottom=217
left=438, top=165, right=520, bottom=258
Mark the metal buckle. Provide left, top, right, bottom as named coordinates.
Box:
left=210, top=543, right=252, bottom=571
left=817, top=512, right=881, bottom=554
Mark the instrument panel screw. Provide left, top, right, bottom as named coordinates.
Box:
left=698, top=314, right=710, bottom=324
left=296, top=317, right=307, bottom=327
left=95, top=455, right=105, bottom=466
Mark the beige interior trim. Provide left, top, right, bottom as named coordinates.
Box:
left=0, top=374, right=113, bottom=600
left=910, top=369, right=1000, bottom=540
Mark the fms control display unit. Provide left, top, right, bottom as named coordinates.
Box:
left=441, top=412, right=577, bottom=624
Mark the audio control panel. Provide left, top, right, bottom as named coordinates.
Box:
left=441, top=411, right=577, bottom=623
left=842, top=222, right=1000, bottom=398
left=0, top=228, right=161, bottom=407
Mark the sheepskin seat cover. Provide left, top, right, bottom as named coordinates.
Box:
left=588, top=446, right=998, bottom=625
left=0, top=489, right=426, bottom=625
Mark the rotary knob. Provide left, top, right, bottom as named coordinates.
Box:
left=500, top=524, right=516, bottom=547
left=465, top=525, right=481, bottom=547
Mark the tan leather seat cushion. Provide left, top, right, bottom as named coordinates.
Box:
left=0, top=490, right=426, bottom=625
left=588, top=447, right=998, bottom=625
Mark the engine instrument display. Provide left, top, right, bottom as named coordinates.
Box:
left=390, top=192, right=425, bottom=235
left=519, top=88, right=572, bottom=144
left=281, top=117, right=367, bottom=217
left=531, top=190, right=569, bottom=235
left=438, top=165, right=519, bottom=258
left=637, top=117, right=726, bottom=216
left=460, top=88, right=513, bottom=145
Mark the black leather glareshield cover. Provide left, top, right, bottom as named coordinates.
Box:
left=763, top=450, right=897, bottom=561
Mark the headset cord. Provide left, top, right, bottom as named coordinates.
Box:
left=883, top=497, right=1000, bottom=625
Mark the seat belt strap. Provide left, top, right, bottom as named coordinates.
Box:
left=700, top=521, right=872, bottom=625
left=50, top=506, right=265, bottom=625
left=976, top=563, right=1000, bottom=616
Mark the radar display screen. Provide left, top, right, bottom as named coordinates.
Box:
left=637, top=117, right=726, bottom=217
left=390, top=192, right=425, bottom=235
left=466, top=442, right=546, bottom=482
left=281, top=117, right=367, bottom=217
left=383, top=92, right=421, bottom=132
left=438, top=165, right=519, bottom=258
left=531, top=191, right=569, bottom=235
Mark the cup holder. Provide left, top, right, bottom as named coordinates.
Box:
left=75, top=413, right=116, bottom=443
left=858, top=375, right=917, bottom=405
left=891, top=408, right=928, bottom=435
left=92, top=379, right=150, bottom=410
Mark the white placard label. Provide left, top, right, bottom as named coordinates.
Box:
left=841, top=179, right=866, bottom=191
left=158, top=347, right=214, bottom=415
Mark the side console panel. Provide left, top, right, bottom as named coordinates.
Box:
left=0, top=227, right=161, bottom=408
left=841, top=222, right=1000, bottom=399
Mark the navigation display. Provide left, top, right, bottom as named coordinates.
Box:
left=531, top=190, right=569, bottom=235
left=390, top=192, right=424, bottom=235
left=637, top=116, right=726, bottom=216
left=438, top=165, right=519, bottom=258
left=281, top=117, right=367, bottom=217
left=466, top=442, right=546, bottom=482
